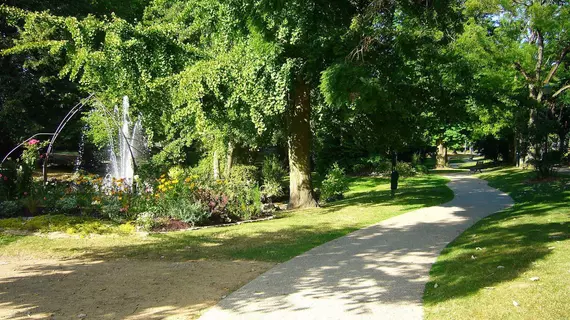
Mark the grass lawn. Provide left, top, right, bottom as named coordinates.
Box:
left=0, top=174, right=453, bottom=262
left=424, top=168, right=570, bottom=319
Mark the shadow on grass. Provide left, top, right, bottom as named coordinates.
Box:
left=319, top=175, right=453, bottom=214
left=424, top=168, right=570, bottom=305
left=0, top=174, right=516, bottom=319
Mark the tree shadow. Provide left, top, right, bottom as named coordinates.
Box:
left=0, top=258, right=272, bottom=319
left=424, top=168, right=570, bottom=306
left=199, top=175, right=516, bottom=318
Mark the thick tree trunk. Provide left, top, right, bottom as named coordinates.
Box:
left=213, top=150, right=220, bottom=180
left=225, top=141, right=234, bottom=178
left=436, top=140, right=447, bottom=168
left=287, top=77, right=318, bottom=209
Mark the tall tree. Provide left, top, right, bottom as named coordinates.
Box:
left=458, top=0, right=570, bottom=167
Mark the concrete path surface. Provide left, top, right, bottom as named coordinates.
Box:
left=200, top=174, right=513, bottom=320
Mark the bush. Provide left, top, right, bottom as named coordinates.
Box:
left=135, top=211, right=157, bottom=231
left=227, top=185, right=261, bottom=221
left=414, top=164, right=429, bottom=174
left=261, top=155, right=286, bottom=201
left=530, top=150, right=562, bottom=178
left=195, top=188, right=230, bottom=222
left=167, top=198, right=210, bottom=226
left=321, top=163, right=350, bottom=202
left=395, top=161, right=415, bottom=177
left=100, top=198, right=125, bottom=222
left=411, top=153, right=422, bottom=166
left=55, top=196, right=80, bottom=215
left=0, top=201, right=22, bottom=218
left=228, top=165, right=259, bottom=186
left=261, top=181, right=283, bottom=202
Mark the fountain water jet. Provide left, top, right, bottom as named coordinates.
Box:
left=106, top=96, right=145, bottom=186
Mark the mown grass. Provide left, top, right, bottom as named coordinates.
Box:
left=0, top=175, right=453, bottom=262
left=424, top=168, right=570, bottom=320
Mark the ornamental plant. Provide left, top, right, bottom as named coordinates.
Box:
left=321, top=163, right=350, bottom=203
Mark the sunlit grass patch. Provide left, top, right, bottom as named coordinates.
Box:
left=424, top=168, right=570, bottom=320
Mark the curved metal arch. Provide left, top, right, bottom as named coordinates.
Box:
left=1, top=133, right=55, bottom=165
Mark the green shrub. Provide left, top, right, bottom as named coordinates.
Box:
left=227, top=185, right=261, bottom=221
left=168, top=166, right=185, bottom=179
left=55, top=197, right=79, bottom=214
left=351, top=163, right=367, bottom=174
left=261, top=180, right=283, bottom=201
left=229, top=165, right=259, bottom=185
left=188, top=156, right=215, bottom=185
left=100, top=198, right=124, bottom=222
left=167, top=198, right=210, bottom=226
left=395, top=161, right=416, bottom=177
left=0, top=201, right=22, bottom=218
left=411, top=153, right=422, bottom=166
left=117, top=222, right=136, bottom=235
left=414, top=164, right=429, bottom=174
left=530, top=150, right=562, bottom=178
left=321, top=163, right=350, bottom=202
left=261, top=155, right=286, bottom=201
left=135, top=211, right=157, bottom=231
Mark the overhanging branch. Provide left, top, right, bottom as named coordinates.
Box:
left=552, top=84, right=570, bottom=98
left=543, top=45, right=570, bottom=85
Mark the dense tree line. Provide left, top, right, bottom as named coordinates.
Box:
left=1, top=0, right=568, bottom=208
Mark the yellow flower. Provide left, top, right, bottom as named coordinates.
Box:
left=185, top=177, right=192, bottom=183
left=172, top=179, right=179, bottom=184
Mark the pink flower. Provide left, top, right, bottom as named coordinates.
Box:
left=3, top=177, right=7, bottom=181
left=28, top=139, right=40, bottom=146
left=24, top=192, right=28, bottom=196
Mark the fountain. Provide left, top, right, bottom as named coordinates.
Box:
left=106, top=96, right=145, bottom=185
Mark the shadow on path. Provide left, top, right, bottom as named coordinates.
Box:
left=200, top=174, right=514, bottom=320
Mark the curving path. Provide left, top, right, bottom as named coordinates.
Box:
left=200, top=174, right=513, bottom=320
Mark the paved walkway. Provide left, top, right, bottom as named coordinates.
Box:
left=200, top=174, right=513, bottom=320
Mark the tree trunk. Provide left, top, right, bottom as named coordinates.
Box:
left=509, top=135, right=516, bottom=166
left=436, top=140, right=447, bottom=168
left=225, top=141, right=234, bottom=178
left=558, top=130, right=567, bottom=154
left=287, top=77, right=318, bottom=209
left=213, top=150, right=220, bottom=179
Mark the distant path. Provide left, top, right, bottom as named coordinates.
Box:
left=200, top=174, right=513, bottom=320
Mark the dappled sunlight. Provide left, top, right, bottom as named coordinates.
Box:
left=200, top=174, right=513, bottom=319
left=425, top=168, right=570, bottom=319
left=0, top=258, right=273, bottom=320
